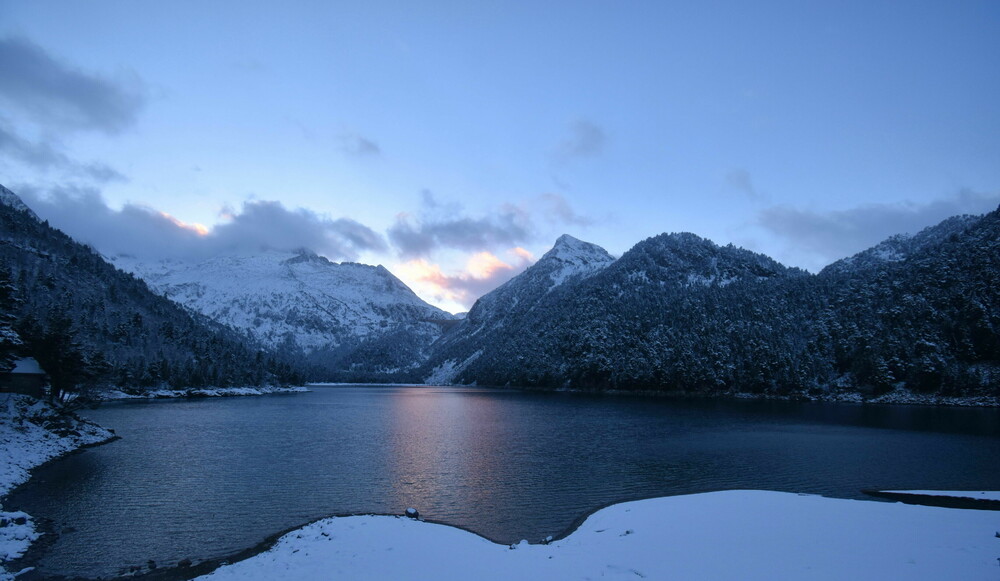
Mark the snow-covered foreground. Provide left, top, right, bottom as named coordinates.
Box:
left=0, top=394, right=115, bottom=579
left=97, top=385, right=310, bottom=400
left=200, top=490, right=1000, bottom=581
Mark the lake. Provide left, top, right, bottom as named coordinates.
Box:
left=8, top=386, right=1000, bottom=578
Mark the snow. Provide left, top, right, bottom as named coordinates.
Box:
left=96, top=385, right=310, bottom=400
left=111, top=250, right=455, bottom=354
left=882, top=490, right=1000, bottom=502
left=198, top=490, right=1000, bottom=581
left=0, top=394, right=116, bottom=579
left=424, top=351, right=481, bottom=385
left=0, top=185, right=38, bottom=220
left=544, top=234, right=615, bottom=288
left=8, top=359, right=42, bottom=375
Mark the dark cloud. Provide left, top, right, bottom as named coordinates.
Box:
left=340, top=133, right=381, bottom=156
left=555, top=120, right=607, bottom=160
left=726, top=168, right=764, bottom=202
left=0, top=121, right=126, bottom=183
left=758, top=189, right=1000, bottom=265
left=388, top=192, right=532, bottom=259
left=0, top=122, right=67, bottom=168
left=0, top=36, right=146, bottom=134
left=16, top=185, right=386, bottom=262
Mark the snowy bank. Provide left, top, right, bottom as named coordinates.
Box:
left=0, top=394, right=116, bottom=579
left=883, top=490, right=1000, bottom=502
left=199, top=490, right=1000, bottom=581
left=97, top=385, right=309, bottom=400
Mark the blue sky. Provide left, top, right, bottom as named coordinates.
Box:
left=1, top=0, right=999, bottom=312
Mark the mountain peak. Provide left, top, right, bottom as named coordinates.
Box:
left=544, top=234, right=614, bottom=263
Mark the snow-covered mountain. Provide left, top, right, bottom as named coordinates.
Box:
left=424, top=234, right=615, bottom=383
left=112, top=249, right=456, bottom=376
left=0, top=183, right=302, bottom=390
left=466, top=234, right=615, bottom=325
left=422, top=213, right=999, bottom=399
left=820, top=215, right=980, bottom=275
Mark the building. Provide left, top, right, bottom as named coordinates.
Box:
left=0, top=357, right=49, bottom=399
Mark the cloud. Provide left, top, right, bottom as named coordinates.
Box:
left=537, top=192, right=594, bottom=226
left=387, top=191, right=593, bottom=259
left=388, top=192, right=533, bottom=259
left=396, top=248, right=535, bottom=310
left=554, top=120, right=607, bottom=161
left=0, top=120, right=125, bottom=182
left=339, top=133, right=381, bottom=156
left=0, top=36, right=146, bottom=134
left=15, top=185, right=386, bottom=262
left=726, top=168, right=765, bottom=202
left=758, top=189, right=1000, bottom=265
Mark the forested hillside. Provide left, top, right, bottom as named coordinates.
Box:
left=423, top=209, right=1000, bottom=400
left=0, top=185, right=303, bottom=394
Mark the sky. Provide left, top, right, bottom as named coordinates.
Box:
left=1, top=0, right=999, bottom=313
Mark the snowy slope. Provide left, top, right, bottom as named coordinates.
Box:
left=113, top=250, right=456, bottom=365
left=821, top=214, right=980, bottom=275
left=198, top=490, right=1000, bottom=581
left=0, top=185, right=36, bottom=220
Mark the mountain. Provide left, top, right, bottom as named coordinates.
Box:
left=0, top=184, right=304, bottom=394
left=821, top=214, right=981, bottom=275
left=112, top=249, right=457, bottom=380
left=423, top=215, right=999, bottom=400
left=424, top=234, right=614, bottom=383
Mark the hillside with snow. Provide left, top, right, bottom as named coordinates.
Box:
left=113, top=250, right=457, bottom=378
left=424, top=234, right=614, bottom=384
left=422, top=211, right=1000, bottom=400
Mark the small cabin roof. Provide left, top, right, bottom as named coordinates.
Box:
left=11, top=357, right=45, bottom=375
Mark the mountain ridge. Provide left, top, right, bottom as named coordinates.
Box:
left=421, top=208, right=1000, bottom=401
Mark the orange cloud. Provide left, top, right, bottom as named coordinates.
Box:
left=158, top=211, right=209, bottom=236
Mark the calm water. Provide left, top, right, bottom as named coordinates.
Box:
left=9, top=386, right=1000, bottom=578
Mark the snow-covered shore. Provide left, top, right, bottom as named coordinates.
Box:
left=97, top=385, right=310, bottom=400
left=198, top=490, right=1000, bottom=581
left=884, top=490, right=1000, bottom=501
left=0, top=394, right=116, bottom=579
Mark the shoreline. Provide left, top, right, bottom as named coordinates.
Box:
left=0, top=394, right=118, bottom=580
left=6, top=386, right=998, bottom=579
left=0, top=386, right=307, bottom=580
left=16, top=487, right=1000, bottom=581
left=311, top=381, right=1000, bottom=408
left=191, top=490, right=1000, bottom=580
left=483, top=383, right=1000, bottom=408
left=95, top=385, right=310, bottom=401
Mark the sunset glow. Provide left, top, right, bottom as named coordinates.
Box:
left=159, top=212, right=210, bottom=236
left=395, top=248, right=535, bottom=313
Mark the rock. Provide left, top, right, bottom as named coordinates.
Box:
left=12, top=516, right=27, bottom=526
left=147, top=560, right=157, bottom=570
left=405, top=508, right=419, bottom=519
